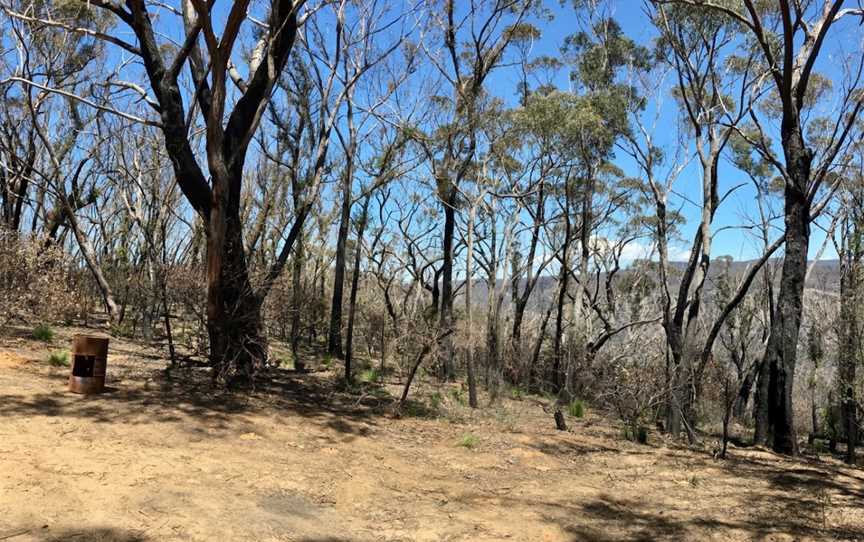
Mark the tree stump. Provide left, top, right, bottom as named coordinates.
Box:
left=554, top=409, right=567, bottom=431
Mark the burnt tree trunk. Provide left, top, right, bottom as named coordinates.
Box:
left=344, top=197, right=370, bottom=384
left=328, top=154, right=354, bottom=359
left=206, top=210, right=266, bottom=384
left=761, top=129, right=811, bottom=455
left=753, top=355, right=771, bottom=445
left=733, top=362, right=758, bottom=420
left=438, top=187, right=457, bottom=381
left=290, top=231, right=305, bottom=371
left=839, top=212, right=861, bottom=465
left=551, top=262, right=568, bottom=393
left=529, top=306, right=553, bottom=392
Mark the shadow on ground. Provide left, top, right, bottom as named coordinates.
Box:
left=4, top=526, right=148, bottom=541
left=0, top=357, right=394, bottom=438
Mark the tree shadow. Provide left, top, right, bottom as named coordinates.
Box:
left=0, top=361, right=393, bottom=438
left=452, top=488, right=864, bottom=541
left=8, top=526, right=149, bottom=541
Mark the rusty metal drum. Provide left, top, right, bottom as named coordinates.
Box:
left=69, top=335, right=109, bottom=394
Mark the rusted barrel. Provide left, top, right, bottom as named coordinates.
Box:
left=68, top=335, right=109, bottom=394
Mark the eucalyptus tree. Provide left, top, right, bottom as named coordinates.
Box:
left=325, top=0, right=416, bottom=360
left=101, top=123, right=188, bottom=351
left=469, top=130, right=525, bottom=398
left=833, top=132, right=864, bottom=464
left=714, top=263, right=766, bottom=421
left=342, top=130, right=411, bottom=383
left=647, top=1, right=764, bottom=436
left=0, top=1, right=125, bottom=320
left=366, top=190, right=402, bottom=371
left=663, top=0, right=864, bottom=455
left=0, top=83, right=36, bottom=233
left=556, top=12, right=649, bottom=399
left=418, top=0, right=539, bottom=380
left=505, top=91, right=570, bottom=368
left=2, top=0, right=410, bottom=384
left=0, top=0, right=104, bottom=235
left=0, top=0, right=314, bottom=381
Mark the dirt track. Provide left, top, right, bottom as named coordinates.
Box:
left=1, top=329, right=863, bottom=541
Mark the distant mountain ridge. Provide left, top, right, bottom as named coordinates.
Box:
left=459, top=258, right=841, bottom=312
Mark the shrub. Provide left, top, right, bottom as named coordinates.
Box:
left=429, top=391, right=443, bottom=411
left=47, top=351, right=69, bottom=367
left=32, top=324, right=55, bottom=342
left=0, top=229, right=81, bottom=330
left=624, top=424, right=649, bottom=444
left=457, top=433, right=479, bottom=449
left=568, top=399, right=586, bottom=418
left=449, top=387, right=466, bottom=406
left=360, top=368, right=379, bottom=383
left=510, top=386, right=524, bottom=400
left=109, top=322, right=134, bottom=338
left=401, top=401, right=431, bottom=418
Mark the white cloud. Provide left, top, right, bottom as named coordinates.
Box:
left=597, top=238, right=691, bottom=264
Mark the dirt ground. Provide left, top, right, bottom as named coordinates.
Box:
left=1, top=327, right=863, bottom=541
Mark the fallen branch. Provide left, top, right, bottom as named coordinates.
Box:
left=0, top=528, right=30, bottom=540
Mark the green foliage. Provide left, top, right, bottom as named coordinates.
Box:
left=504, top=22, right=541, bottom=43
left=47, top=350, right=69, bottom=367
left=822, top=405, right=842, bottom=442
left=457, top=433, right=479, bottom=449
left=429, top=392, right=443, bottom=412
left=568, top=399, right=586, bottom=418
left=730, top=127, right=773, bottom=182
left=562, top=18, right=651, bottom=91
left=322, top=354, right=333, bottom=369
left=623, top=424, right=649, bottom=444
left=32, top=324, right=54, bottom=342
left=449, top=387, right=467, bottom=406
left=510, top=386, right=524, bottom=400
left=401, top=400, right=433, bottom=418
left=811, top=438, right=828, bottom=454
left=110, top=322, right=134, bottom=338
left=360, top=368, right=380, bottom=383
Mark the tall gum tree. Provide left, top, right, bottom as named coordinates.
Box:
left=418, top=0, right=538, bottom=380
left=4, top=0, right=407, bottom=384
left=664, top=0, right=864, bottom=454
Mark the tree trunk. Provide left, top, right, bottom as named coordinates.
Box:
left=464, top=203, right=479, bottom=408
left=438, top=188, right=457, bottom=380
left=529, top=306, right=553, bottom=392
left=551, top=262, right=568, bottom=393
left=839, top=214, right=860, bottom=465
left=344, top=198, right=369, bottom=384
left=761, top=136, right=811, bottom=455
left=510, top=181, right=545, bottom=360
left=64, top=201, right=120, bottom=323
left=753, top=356, right=771, bottom=445
left=733, top=363, right=757, bottom=420
left=328, top=158, right=354, bottom=359
left=290, top=230, right=304, bottom=371
left=206, top=211, right=266, bottom=385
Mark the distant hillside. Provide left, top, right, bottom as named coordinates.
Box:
left=458, top=258, right=841, bottom=312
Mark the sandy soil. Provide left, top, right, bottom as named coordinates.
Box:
left=1, top=327, right=863, bottom=541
